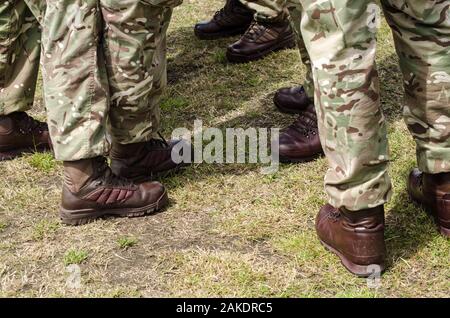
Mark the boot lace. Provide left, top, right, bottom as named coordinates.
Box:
left=327, top=209, right=341, bottom=222
left=12, top=112, right=47, bottom=135
left=213, top=7, right=228, bottom=21
left=93, top=157, right=135, bottom=189
left=213, top=5, right=237, bottom=24
left=243, top=21, right=266, bottom=41
left=145, top=132, right=169, bottom=149
left=285, top=110, right=317, bottom=138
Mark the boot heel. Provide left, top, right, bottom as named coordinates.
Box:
left=319, top=239, right=386, bottom=277
left=436, top=198, right=450, bottom=237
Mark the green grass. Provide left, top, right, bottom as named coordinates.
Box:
left=32, top=219, right=60, bottom=241
left=0, top=222, right=7, bottom=233
left=117, top=237, right=138, bottom=250
left=161, top=96, right=190, bottom=111
left=25, top=152, right=57, bottom=173
left=0, top=1, right=448, bottom=298
left=63, top=249, right=89, bottom=266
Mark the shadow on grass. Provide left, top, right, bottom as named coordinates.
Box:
left=159, top=25, right=441, bottom=269
left=384, top=166, right=441, bottom=269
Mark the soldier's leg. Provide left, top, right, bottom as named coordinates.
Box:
left=240, top=0, right=287, bottom=22
left=40, top=1, right=170, bottom=225
left=301, top=0, right=391, bottom=211
left=286, top=1, right=312, bottom=97
left=194, top=0, right=254, bottom=40
left=299, top=0, right=388, bottom=276
left=382, top=1, right=450, bottom=173
left=0, top=1, right=50, bottom=161
left=273, top=1, right=313, bottom=114
left=100, top=0, right=189, bottom=182
left=226, top=0, right=295, bottom=63
left=0, top=0, right=40, bottom=114
left=40, top=1, right=110, bottom=161
left=101, top=1, right=180, bottom=146
left=275, top=2, right=323, bottom=164
left=383, top=1, right=450, bottom=237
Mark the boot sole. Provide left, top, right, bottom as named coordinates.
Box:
left=0, top=144, right=51, bottom=161
left=407, top=186, right=450, bottom=238
left=319, top=239, right=386, bottom=278
left=60, top=190, right=169, bottom=226
left=226, top=34, right=296, bottom=63
left=194, top=25, right=250, bottom=40
left=279, top=151, right=324, bottom=164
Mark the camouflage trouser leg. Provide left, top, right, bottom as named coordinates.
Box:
left=297, top=0, right=391, bottom=211
left=297, top=0, right=450, bottom=211
left=39, top=0, right=180, bottom=161
left=239, top=0, right=288, bottom=22
left=382, top=0, right=450, bottom=174
left=0, top=0, right=41, bottom=115
left=286, top=1, right=313, bottom=97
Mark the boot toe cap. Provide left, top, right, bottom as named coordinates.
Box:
left=139, top=181, right=167, bottom=205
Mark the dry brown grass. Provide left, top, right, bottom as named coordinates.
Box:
left=0, top=1, right=449, bottom=297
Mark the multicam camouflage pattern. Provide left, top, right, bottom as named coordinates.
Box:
left=38, top=0, right=181, bottom=161
left=239, top=0, right=288, bottom=21
left=383, top=0, right=450, bottom=175
left=286, top=2, right=313, bottom=97
left=0, top=0, right=41, bottom=115
left=289, top=0, right=450, bottom=211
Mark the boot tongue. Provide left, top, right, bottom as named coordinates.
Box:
left=341, top=207, right=384, bottom=225
left=243, top=21, right=268, bottom=40
left=287, top=106, right=317, bottom=134
left=64, top=157, right=102, bottom=193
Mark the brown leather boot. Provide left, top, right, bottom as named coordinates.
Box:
left=408, top=169, right=450, bottom=237
left=226, top=19, right=295, bottom=63
left=278, top=104, right=323, bottom=163
left=60, top=157, right=168, bottom=226
left=316, top=204, right=387, bottom=277
left=110, top=137, right=192, bottom=183
left=274, top=86, right=311, bottom=114
left=194, top=0, right=254, bottom=40
left=0, top=112, right=51, bottom=161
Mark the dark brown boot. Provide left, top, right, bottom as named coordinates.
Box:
left=274, top=86, right=311, bottom=114
left=408, top=169, right=450, bottom=237
left=316, top=204, right=387, bottom=277
left=278, top=104, right=323, bottom=163
left=226, top=19, right=295, bottom=63
left=110, top=137, right=192, bottom=183
left=60, top=157, right=168, bottom=226
left=194, top=0, right=254, bottom=40
left=0, top=112, right=51, bottom=161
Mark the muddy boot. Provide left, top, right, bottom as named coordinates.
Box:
left=226, top=18, right=296, bottom=63
left=0, top=112, right=51, bottom=161
left=408, top=169, right=450, bottom=237
left=60, top=157, right=168, bottom=226
left=315, top=204, right=387, bottom=277
left=110, top=137, right=192, bottom=183
left=194, top=0, right=254, bottom=40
